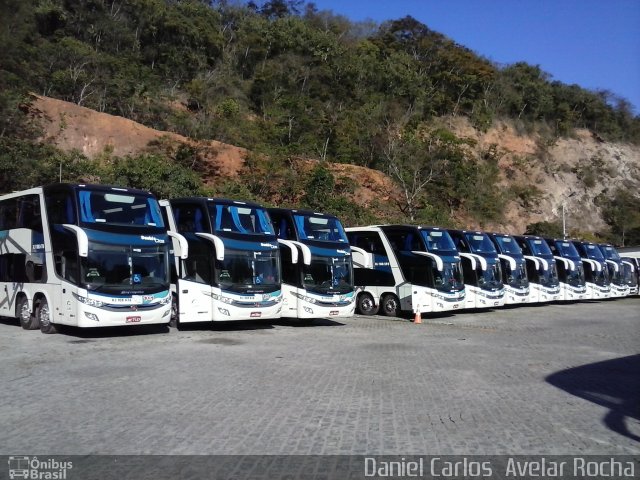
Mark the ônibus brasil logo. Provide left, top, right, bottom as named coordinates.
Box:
left=8, top=456, right=72, bottom=479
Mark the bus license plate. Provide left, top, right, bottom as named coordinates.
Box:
left=330, top=311, right=338, bottom=316
left=126, top=316, right=142, bottom=323
left=250, top=312, right=261, bottom=318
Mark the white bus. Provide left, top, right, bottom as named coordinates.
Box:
left=487, top=233, right=530, bottom=305
left=620, top=257, right=639, bottom=296
left=545, top=238, right=589, bottom=301
left=447, top=229, right=506, bottom=309
left=268, top=208, right=358, bottom=320
left=598, top=243, right=630, bottom=297
left=572, top=240, right=611, bottom=300
left=346, top=225, right=465, bottom=317
left=161, top=198, right=282, bottom=325
left=0, top=184, right=172, bottom=333
left=513, top=235, right=562, bottom=303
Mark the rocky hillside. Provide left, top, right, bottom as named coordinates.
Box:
left=30, top=94, right=640, bottom=234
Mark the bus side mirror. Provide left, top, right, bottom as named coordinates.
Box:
left=62, top=224, right=88, bottom=257
left=167, top=231, right=189, bottom=259
left=350, top=246, right=373, bottom=269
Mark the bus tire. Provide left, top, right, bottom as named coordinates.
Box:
left=17, top=297, right=38, bottom=330
left=169, top=294, right=179, bottom=329
left=37, top=298, right=58, bottom=334
left=357, top=293, right=379, bottom=316
left=380, top=294, right=400, bottom=317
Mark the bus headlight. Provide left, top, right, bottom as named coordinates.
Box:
left=293, top=293, right=318, bottom=304
left=211, top=294, right=234, bottom=304
left=160, top=295, right=171, bottom=305
left=73, top=293, right=105, bottom=308
left=84, top=312, right=100, bottom=322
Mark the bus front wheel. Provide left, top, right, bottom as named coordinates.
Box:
left=380, top=294, right=400, bottom=317
left=357, top=293, right=379, bottom=316
left=17, top=297, right=38, bottom=330
left=37, top=298, right=58, bottom=334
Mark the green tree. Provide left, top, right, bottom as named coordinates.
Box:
left=524, top=221, right=563, bottom=238
left=600, top=189, right=640, bottom=246
left=103, top=154, right=204, bottom=199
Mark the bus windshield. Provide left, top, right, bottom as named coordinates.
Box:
left=293, top=214, right=348, bottom=243
left=216, top=248, right=280, bottom=291
left=479, top=261, right=503, bottom=289
left=494, top=236, right=522, bottom=255
left=77, top=189, right=164, bottom=228
left=622, top=264, right=637, bottom=286
left=421, top=230, right=457, bottom=254
left=600, top=246, right=621, bottom=261
left=209, top=204, right=274, bottom=235
left=589, top=265, right=610, bottom=286
left=303, top=255, right=352, bottom=294
left=538, top=263, right=559, bottom=287
left=433, top=261, right=464, bottom=292
left=464, top=233, right=497, bottom=254
left=81, top=242, right=169, bottom=294
left=505, top=261, right=528, bottom=288
left=565, top=263, right=585, bottom=287
left=529, top=239, right=552, bottom=256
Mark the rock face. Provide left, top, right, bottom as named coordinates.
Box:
left=30, top=94, right=640, bottom=234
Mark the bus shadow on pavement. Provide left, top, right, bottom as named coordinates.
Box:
left=59, top=324, right=171, bottom=338
left=176, top=320, right=275, bottom=332
left=271, top=318, right=345, bottom=327
left=545, top=354, right=640, bottom=442
left=0, top=316, right=20, bottom=327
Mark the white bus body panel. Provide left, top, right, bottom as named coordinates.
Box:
left=464, top=285, right=506, bottom=309
left=528, top=283, right=561, bottom=303
left=71, top=288, right=171, bottom=327
left=2, top=281, right=172, bottom=327
left=178, top=279, right=282, bottom=322
left=585, top=282, right=610, bottom=300
left=282, top=283, right=355, bottom=319
left=408, top=286, right=465, bottom=313
left=503, top=285, right=530, bottom=305
left=609, top=283, right=629, bottom=298
left=559, top=283, right=588, bottom=301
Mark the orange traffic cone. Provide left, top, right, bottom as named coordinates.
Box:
left=414, top=310, right=422, bottom=324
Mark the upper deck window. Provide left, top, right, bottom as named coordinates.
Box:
left=78, top=190, right=163, bottom=228
left=210, top=204, right=274, bottom=235
left=556, top=241, right=580, bottom=258
left=293, top=214, right=347, bottom=242
left=421, top=230, right=457, bottom=253
left=529, top=239, right=552, bottom=256
left=601, top=246, right=621, bottom=261
left=493, top=236, right=522, bottom=255
left=463, top=233, right=497, bottom=254
left=585, top=244, right=605, bottom=260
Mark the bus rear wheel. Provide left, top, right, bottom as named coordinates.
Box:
left=357, top=293, right=379, bottom=316
left=380, top=294, right=400, bottom=317
left=17, top=297, right=38, bottom=330
left=37, top=298, right=58, bottom=334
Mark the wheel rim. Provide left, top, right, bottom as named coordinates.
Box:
left=19, top=301, right=30, bottom=323
left=385, top=297, right=397, bottom=313
left=39, top=302, right=51, bottom=327
left=361, top=296, right=374, bottom=312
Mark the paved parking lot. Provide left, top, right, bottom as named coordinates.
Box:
left=0, top=298, right=638, bottom=456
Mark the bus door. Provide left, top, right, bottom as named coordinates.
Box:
left=177, top=241, right=214, bottom=322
